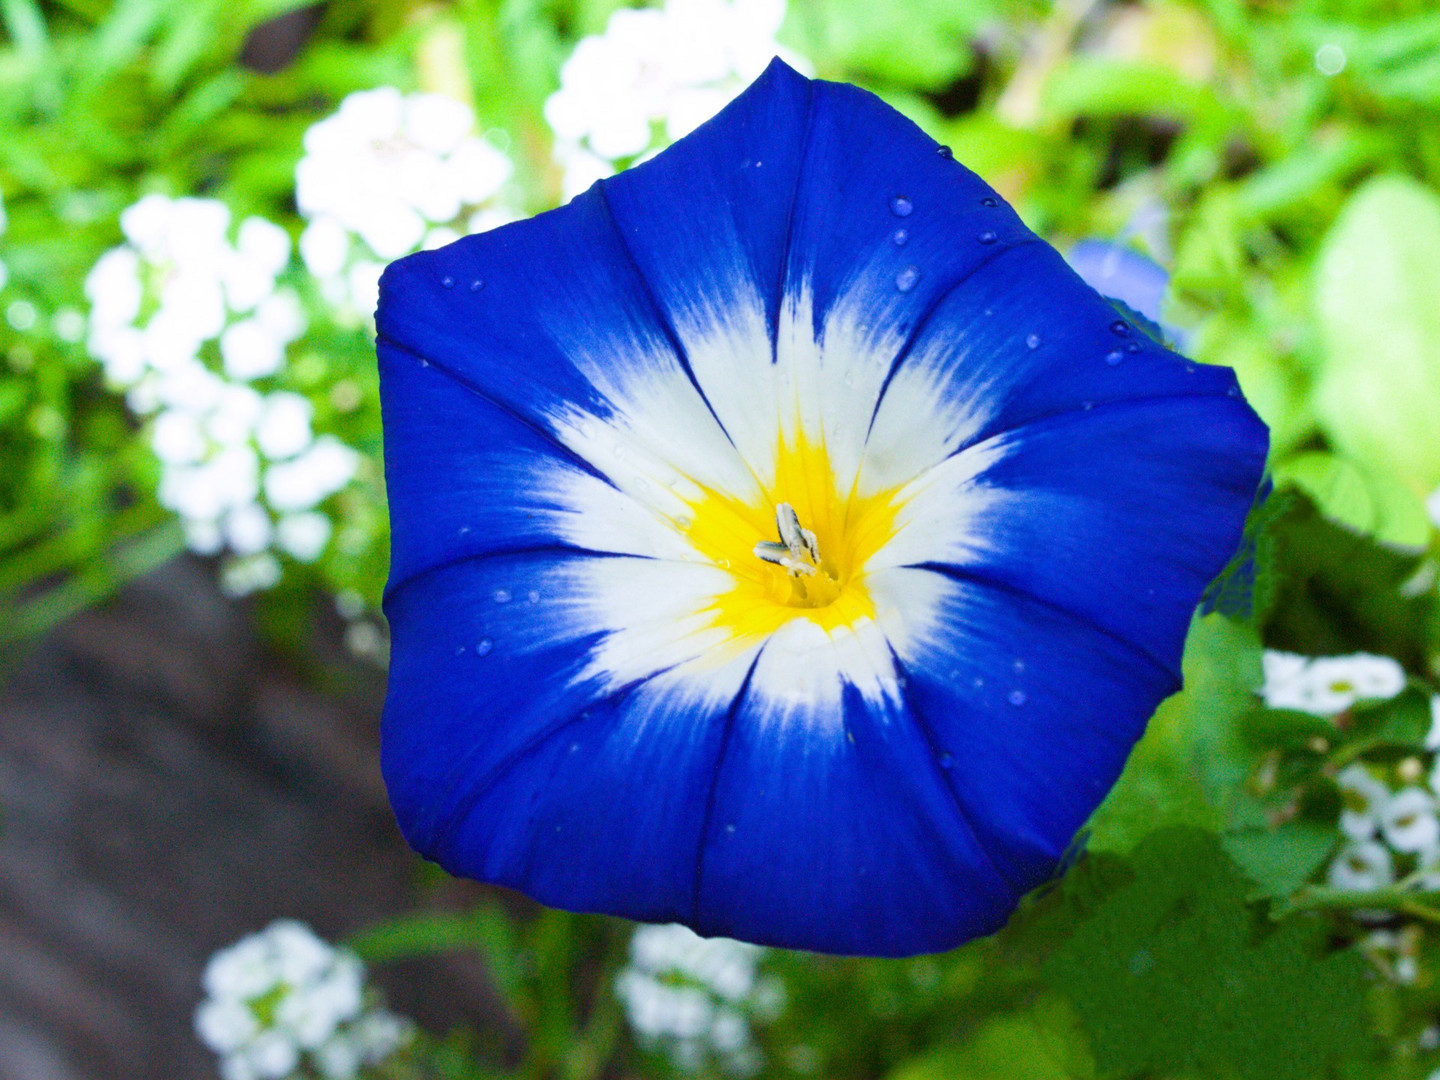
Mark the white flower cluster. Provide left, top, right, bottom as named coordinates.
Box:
left=1327, top=699, right=1440, bottom=905
left=544, top=0, right=801, bottom=200
left=296, top=87, right=517, bottom=323
left=616, top=923, right=783, bottom=1076
left=1260, top=650, right=1407, bottom=715
left=195, top=920, right=412, bottom=1080
left=85, top=195, right=356, bottom=592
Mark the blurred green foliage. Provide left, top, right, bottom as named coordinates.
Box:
left=6, top=0, right=1440, bottom=1077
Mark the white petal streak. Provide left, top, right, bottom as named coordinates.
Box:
left=867, top=435, right=1014, bottom=572
left=550, top=558, right=749, bottom=691
left=859, top=345, right=996, bottom=497
left=530, top=457, right=702, bottom=560
left=669, top=275, right=783, bottom=487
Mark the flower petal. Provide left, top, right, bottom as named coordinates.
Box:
left=376, top=59, right=1269, bottom=956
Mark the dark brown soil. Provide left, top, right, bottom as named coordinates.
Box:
left=0, top=557, right=511, bottom=1080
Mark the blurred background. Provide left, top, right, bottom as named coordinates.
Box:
left=5, top=0, right=1440, bottom=1078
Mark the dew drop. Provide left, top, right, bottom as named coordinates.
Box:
left=895, top=265, right=921, bottom=292
left=983, top=307, right=994, bottom=317
left=454, top=645, right=467, bottom=656
left=936, top=145, right=953, bottom=159
left=1185, top=363, right=1197, bottom=374
left=1110, top=319, right=1131, bottom=336
left=1025, top=333, right=1041, bottom=350
left=978, top=230, right=998, bottom=245
left=973, top=676, right=986, bottom=689
left=1012, top=659, right=1026, bottom=674
left=1082, top=400, right=1095, bottom=410
left=1008, top=689, right=1027, bottom=706
left=440, top=275, right=455, bottom=289
left=892, top=228, right=909, bottom=246
left=1226, top=385, right=1241, bottom=398
left=725, top=823, right=737, bottom=834
left=527, top=590, right=540, bottom=604
left=1104, top=350, right=1124, bottom=366
left=493, top=589, right=512, bottom=603
left=569, top=742, right=581, bottom=753
left=458, top=525, right=472, bottom=536
left=469, top=278, right=484, bottom=292
left=980, top=196, right=998, bottom=207
left=889, top=195, right=913, bottom=217
left=938, top=752, right=955, bottom=768
left=419, top=358, right=430, bottom=368
left=475, top=638, right=493, bottom=656
left=1126, top=341, right=1142, bottom=353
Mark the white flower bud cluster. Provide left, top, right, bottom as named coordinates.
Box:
left=296, top=87, right=517, bottom=324
left=615, top=923, right=784, bottom=1076
left=84, top=194, right=357, bottom=593
left=544, top=0, right=803, bottom=200
left=194, top=920, right=412, bottom=1080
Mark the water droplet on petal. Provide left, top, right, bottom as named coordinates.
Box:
left=1110, top=319, right=1131, bottom=336
left=890, top=195, right=913, bottom=217
left=1025, top=333, right=1041, bottom=350
left=454, top=645, right=467, bottom=656
left=1105, top=350, right=1124, bottom=366
left=493, top=589, right=512, bottom=603
left=980, top=196, right=998, bottom=207
left=725, top=823, right=737, bottom=834
left=895, top=265, right=921, bottom=292
left=1185, top=363, right=1197, bottom=373
left=936, top=145, right=953, bottom=159
left=1012, top=659, right=1026, bottom=674
left=1008, top=689, right=1027, bottom=706
left=527, top=590, right=540, bottom=603
left=1126, top=341, right=1142, bottom=353
left=973, top=676, right=986, bottom=688
left=569, top=742, right=580, bottom=753
left=892, top=228, right=909, bottom=246
left=978, top=231, right=998, bottom=245
left=475, top=638, right=493, bottom=656
left=1082, top=400, right=1095, bottom=410
left=1226, top=385, right=1241, bottom=398
left=441, top=275, right=455, bottom=289
left=938, top=752, right=954, bottom=768
left=469, top=279, right=484, bottom=292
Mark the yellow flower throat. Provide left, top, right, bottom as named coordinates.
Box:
left=680, top=434, right=903, bottom=643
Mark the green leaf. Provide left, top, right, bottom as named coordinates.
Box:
left=1045, top=828, right=1369, bottom=1080
left=886, top=997, right=1095, bottom=1080
left=1263, top=490, right=1435, bottom=665
left=1273, top=451, right=1431, bottom=551
left=1223, top=820, right=1339, bottom=900
left=1087, top=615, right=1262, bottom=851
left=1314, top=175, right=1440, bottom=492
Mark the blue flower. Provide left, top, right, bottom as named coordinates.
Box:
left=374, top=59, right=1268, bottom=956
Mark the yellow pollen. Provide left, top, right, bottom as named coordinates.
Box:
left=679, top=433, right=903, bottom=647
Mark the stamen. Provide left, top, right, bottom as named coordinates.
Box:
left=775, top=502, right=820, bottom=562
left=756, top=503, right=823, bottom=577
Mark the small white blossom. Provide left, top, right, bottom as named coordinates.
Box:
left=296, top=87, right=518, bottom=323
left=618, top=923, right=781, bottom=1076
left=1328, top=840, right=1395, bottom=892
left=545, top=0, right=804, bottom=199
left=1337, top=764, right=1389, bottom=842
left=195, top=920, right=411, bottom=1080
left=1381, top=787, right=1440, bottom=853
left=1259, top=650, right=1406, bottom=715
